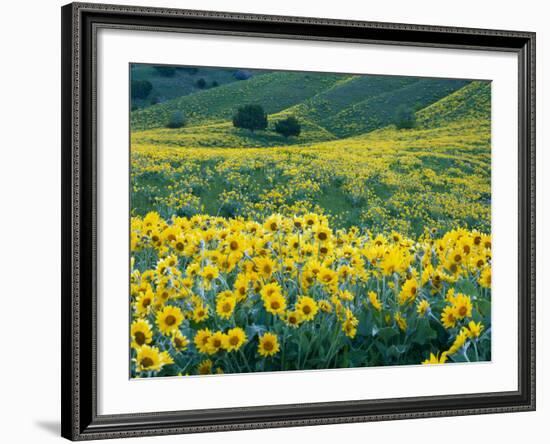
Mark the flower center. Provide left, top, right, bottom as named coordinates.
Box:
left=134, top=331, right=146, bottom=345
left=303, top=305, right=311, bottom=315
left=318, top=232, right=327, bottom=241
left=229, top=336, right=239, bottom=346
left=165, top=315, right=176, bottom=326
left=141, top=357, right=154, bottom=368
left=230, top=241, right=239, bottom=250
left=263, top=341, right=273, bottom=351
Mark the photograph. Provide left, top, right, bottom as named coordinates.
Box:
left=128, top=64, right=492, bottom=378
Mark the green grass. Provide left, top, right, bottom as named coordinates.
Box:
left=322, top=78, right=471, bottom=137
left=130, top=65, right=265, bottom=110
left=417, top=81, right=491, bottom=128
left=130, top=72, right=491, bottom=236
left=131, top=117, right=337, bottom=148
left=130, top=71, right=348, bottom=131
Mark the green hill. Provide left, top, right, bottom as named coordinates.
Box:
left=130, top=64, right=265, bottom=110
left=321, top=78, right=470, bottom=137
left=130, top=69, right=489, bottom=154
left=131, top=117, right=336, bottom=148
left=416, top=80, right=491, bottom=128
left=130, top=71, right=348, bottom=131
left=288, top=75, right=419, bottom=123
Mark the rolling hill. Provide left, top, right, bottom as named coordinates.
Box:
left=130, top=73, right=491, bottom=237
left=130, top=71, right=348, bottom=131
left=130, top=64, right=266, bottom=110
left=130, top=70, right=474, bottom=144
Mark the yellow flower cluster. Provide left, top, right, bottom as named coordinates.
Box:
left=129, top=212, right=491, bottom=376
left=130, top=127, right=490, bottom=238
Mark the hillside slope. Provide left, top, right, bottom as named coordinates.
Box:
left=416, top=80, right=491, bottom=128
left=288, top=75, right=419, bottom=124
left=130, top=64, right=262, bottom=110
left=130, top=71, right=349, bottom=131
left=321, top=78, right=470, bottom=137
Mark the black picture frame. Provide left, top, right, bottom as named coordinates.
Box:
left=61, top=2, right=536, bottom=440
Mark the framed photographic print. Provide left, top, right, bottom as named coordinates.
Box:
left=61, top=2, right=536, bottom=440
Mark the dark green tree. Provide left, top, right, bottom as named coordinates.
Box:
left=232, top=104, right=268, bottom=132
left=166, top=111, right=185, bottom=129
left=196, top=78, right=207, bottom=89
left=274, top=116, right=301, bottom=138
left=394, top=105, right=417, bottom=129
left=131, top=80, right=152, bottom=99
left=233, top=70, right=252, bottom=80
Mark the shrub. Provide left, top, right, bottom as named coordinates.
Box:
left=232, top=104, right=268, bottom=132
left=274, top=116, right=301, bottom=138
left=166, top=111, right=185, bottom=129
left=394, top=105, right=417, bottom=129
left=196, top=78, right=207, bottom=89
left=131, top=80, right=153, bottom=99
left=233, top=70, right=252, bottom=80
left=211, top=81, right=219, bottom=88
left=154, top=66, right=176, bottom=77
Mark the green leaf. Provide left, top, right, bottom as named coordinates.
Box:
left=357, top=310, right=373, bottom=337
left=477, top=299, right=491, bottom=318
left=456, top=279, right=479, bottom=297
left=412, top=318, right=437, bottom=345
left=377, top=327, right=399, bottom=343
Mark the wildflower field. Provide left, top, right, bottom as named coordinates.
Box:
left=129, top=65, right=492, bottom=377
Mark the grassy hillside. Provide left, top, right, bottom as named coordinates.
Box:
left=131, top=117, right=337, bottom=149
left=131, top=71, right=472, bottom=141
left=131, top=119, right=490, bottom=236
left=417, top=80, right=491, bottom=128
left=322, top=78, right=470, bottom=137
left=130, top=71, right=348, bottom=131
left=130, top=79, right=491, bottom=236
left=288, top=75, right=419, bottom=123
left=130, top=64, right=265, bottom=109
